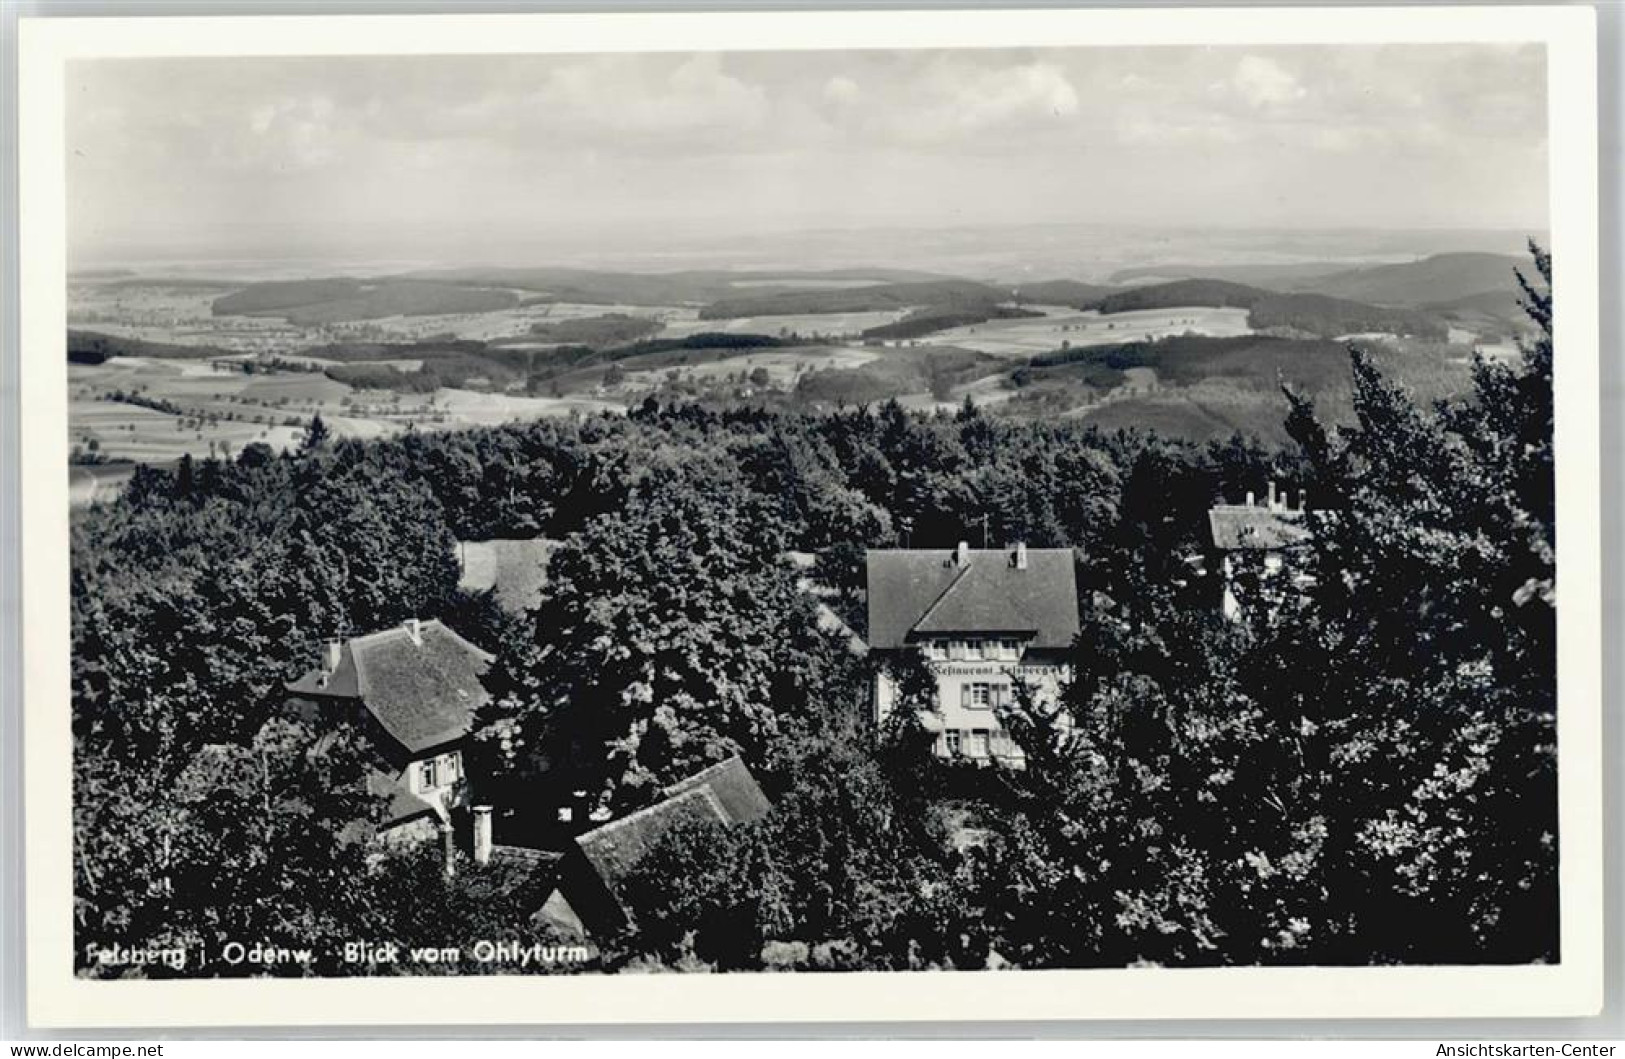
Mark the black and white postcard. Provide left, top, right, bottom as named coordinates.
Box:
left=17, top=5, right=1604, bottom=1029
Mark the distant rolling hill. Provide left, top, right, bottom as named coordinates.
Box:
left=400, top=267, right=959, bottom=307
left=1004, top=333, right=1475, bottom=443
left=1006, top=279, right=1120, bottom=308
left=794, top=346, right=999, bottom=406
left=522, top=313, right=664, bottom=347
left=69, top=329, right=224, bottom=363
left=212, top=278, right=518, bottom=324
left=1420, top=288, right=1534, bottom=337
left=1086, top=279, right=1450, bottom=341
left=1092, top=279, right=1270, bottom=314
left=699, top=279, right=1007, bottom=320
left=1248, top=292, right=1448, bottom=341
left=1281, top=252, right=1526, bottom=307
left=1107, top=260, right=1377, bottom=287
left=860, top=304, right=1042, bottom=341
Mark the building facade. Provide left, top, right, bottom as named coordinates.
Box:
left=866, top=543, right=1081, bottom=765
left=285, top=618, right=493, bottom=846
left=1205, top=482, right=1313, bottom=620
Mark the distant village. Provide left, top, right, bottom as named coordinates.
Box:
left=221, top=484, right=1312, bottom=948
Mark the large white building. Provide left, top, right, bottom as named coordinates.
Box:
left=1205, top=483, right=1313, bottom=619
left=866, top=542, right=1081, bottom=765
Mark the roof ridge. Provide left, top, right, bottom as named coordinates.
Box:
left=662, top=754, right=743, bottom=794
left=577, top=787, right=726, bottom=847
left=910, top=559, right=974, bottom=636
left=347, top=625, right=406, bottom=702
left=424, top=620, right=497, bottom=665
left=344, top=641, right=371, bottom=702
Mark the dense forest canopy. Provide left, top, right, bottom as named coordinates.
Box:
left=69, top=247, right=1556, bottom=975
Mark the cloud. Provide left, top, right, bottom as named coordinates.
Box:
left=874, top=59, right=1081, bottom=144
left=1232, top=56, right=1306, bottom=108
left=215, top=95, right=342, bottom=172
left=822, top=75, right=861, bottom=107
left=358, top=54, right=771, bottom=150
left=951, top=61, right=1080, bottom=130
left=65, top=44, right=1550, bottom=263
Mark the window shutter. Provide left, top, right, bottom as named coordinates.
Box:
left=960, top=684, right=971, bottom=709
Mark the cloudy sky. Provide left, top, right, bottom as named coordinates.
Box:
left=67, top=44, right=1548, bottom=267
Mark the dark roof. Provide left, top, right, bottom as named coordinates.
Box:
left=286, top=620, right=493, bottom=754
left=575, top=787, right=730, bottom=891
left=366, top=768, right=441, bottom=828
left=457, top=538, right=560, bottom=612
left=573, top=756, right=772, bottom=895
left=662, top=755, right=773, bottom=824
left=1208, top=505, right=1312, bottom=551
left=489, top=845, right=565, bottom=873
left=865, top=547, right=1080, bottom=650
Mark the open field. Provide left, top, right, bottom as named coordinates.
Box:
left=69, top=355, right=627, bottom=465
left=727, top=278, right=885, bottom=290
left=69, top=283, right=306, bottom=353
left=356, top=301, right=687, bottom=343
left=614, top=344, right=882, bottom=393
left=69, top=463, right=141, bottom=508
left=659, top=309, right=909, bottom=340
left=64, top=253, right=1513, bottom=463
left=926, top=306, right=1255, bottom=357
left=71, top=396, right=309, bottom=462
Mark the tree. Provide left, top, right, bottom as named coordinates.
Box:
left=299, top=413, right=331, bottom=453
left=482, top=449, right=815, bottom=812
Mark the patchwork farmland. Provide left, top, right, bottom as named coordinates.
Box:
left=66, top=253, right=1530, bottom=482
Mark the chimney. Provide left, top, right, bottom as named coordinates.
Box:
left=1298, top=489, right=1308, bottom=512
left=1013, top=542, right=1028, bottom=570
left=439, top=820, right=456, bottom=878
left=955, top=541, right=970, bottom=568
left=1246, top=490, right=1255, bottom=507
left=1268, top=480, right=1278, bottom=511
left=404, top=618, right=422, bottom=646
left=322, top=638, right=342, bottom=674
left=472, top=805, right=493, bottom=866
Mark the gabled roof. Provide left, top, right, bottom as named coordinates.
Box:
left=489, top=845, right=565, bottom=873
left=457, top=537, right=560, bottom=613
left=571, top=756, right=771, bottom=901
left=286, top=620, right=493, bottom=754
left=1208, top=505, right=1312, bottom=551
left=576, top=786, right=730, bottom=892
left=366, top=768, right=440, bottom=828
left=865, top=547, right=1080, bottom=650
left=662, top=755, right=773, bottom=824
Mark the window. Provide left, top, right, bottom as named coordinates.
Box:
left=924, top=640, right=947, bottom=661
left=965, top=640, right=984, bottom=661
left=963, top=682, right=1009, bottom=710
left=1000, top=639, right=1021, bottom=660
left=420, top=759, right=439, bottom=790
left=949, top=639, right=968, bottom=661
left=442, top=752, right=461, bottom=782
left=945, top=730, right=963, bottom=755
left=970, top=729, right=991, bottom=758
